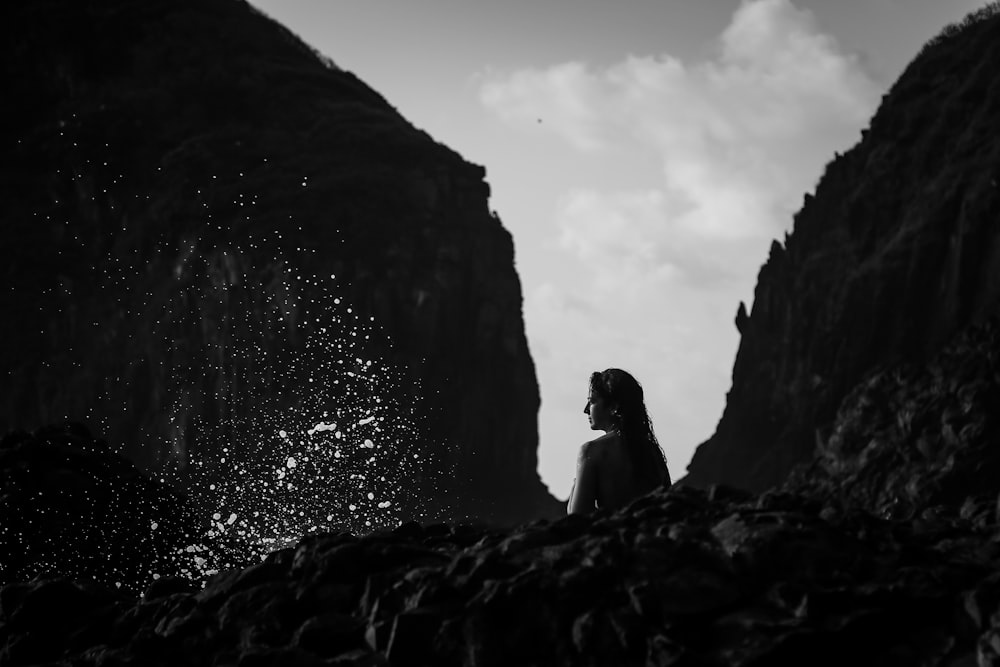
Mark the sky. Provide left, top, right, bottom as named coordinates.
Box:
left=248, top=0, right=988, bottom=499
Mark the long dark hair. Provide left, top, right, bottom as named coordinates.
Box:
left=590, top=368, right=671, bottom=487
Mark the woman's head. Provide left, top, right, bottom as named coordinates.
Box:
left=585, top=368, right=644, bottom=433
left=585, top=368, right=671, bottom=485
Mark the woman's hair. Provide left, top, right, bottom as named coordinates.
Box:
left=589, top=368, right=671, bottom=487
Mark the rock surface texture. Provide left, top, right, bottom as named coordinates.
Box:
left=5, top=485, right=1000, bottom=666
left=0, top=423, right=202, bottom=595
left=785, top=313, right=1000, bottom=520
left=0, top=0, right=559, bottom=525
left=684, top=6, right=1000, bottom=492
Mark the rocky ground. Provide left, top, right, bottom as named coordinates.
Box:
left=786, top=313, right=1000, bottom=520
left=0, top=423, right=202, bottom=595
left=4, top=477, right=1000, bottom=666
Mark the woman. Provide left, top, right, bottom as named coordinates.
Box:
left=567, top=368, right=671, bottom=514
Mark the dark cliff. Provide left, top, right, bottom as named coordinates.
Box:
left=683, top=5, right=1000, bottom=493
left=1, top=0, right=561, bottom=528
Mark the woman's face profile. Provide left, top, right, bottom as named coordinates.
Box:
left=584, top=389, right=615, bottom=432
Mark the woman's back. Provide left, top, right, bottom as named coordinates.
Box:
left=589, top=432, right=664, bottom=511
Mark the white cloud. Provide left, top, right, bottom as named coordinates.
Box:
left=479, top=62, right=610, bottom=152
left=555, top=190, right=681, bottom=297
left=554, top=188, right=762, bottom=303
left=480, top=0, right=881, bottom=249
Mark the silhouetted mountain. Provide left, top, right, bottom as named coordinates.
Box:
left=0, top=0, right=561, bottom=528
left=683, top=4, right=1000, bottom=499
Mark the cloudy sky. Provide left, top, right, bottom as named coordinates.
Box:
left=249, top=0, right=987, bottom=499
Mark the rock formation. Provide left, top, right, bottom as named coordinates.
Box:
left=5, top=484, right=1000, bottom=666
left=0, top=0, right=560, bottom=527
left=785, top=311, right=1000, bottom=520
left=0, top=423, right=202, bottom=595
left=683, top=5, right=1000, bottom=493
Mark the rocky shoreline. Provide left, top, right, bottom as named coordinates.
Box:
left=4, top=473, right=1000, bottom=666
left=0, top=423, right=202, bottom=596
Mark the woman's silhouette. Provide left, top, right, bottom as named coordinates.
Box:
left=567, top=368, right=671, bottom=514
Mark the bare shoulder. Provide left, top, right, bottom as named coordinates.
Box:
left=581, top=432, right=620, bottom=459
